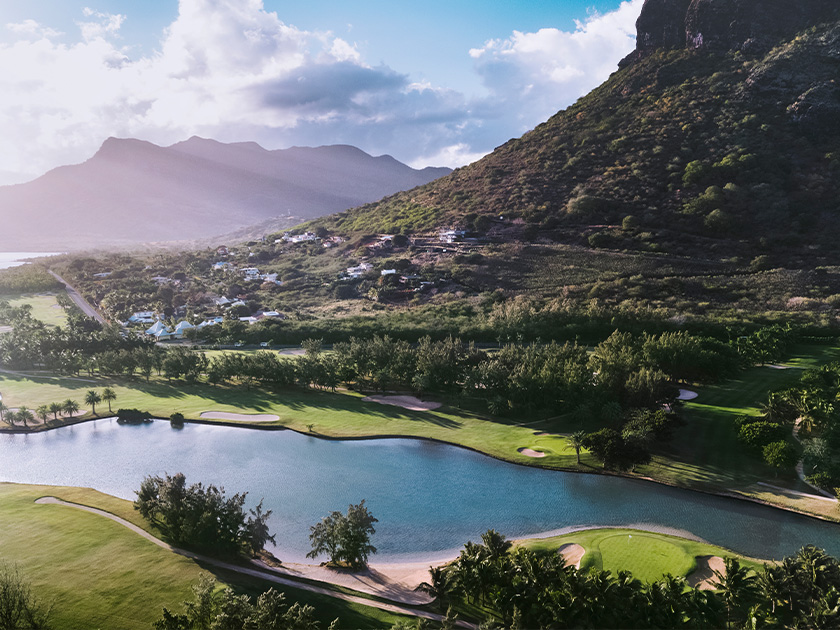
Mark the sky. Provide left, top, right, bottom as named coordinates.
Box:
left=0, top=0, right=644, bottom=185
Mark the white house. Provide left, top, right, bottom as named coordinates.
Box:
left=214, top=297, right=232, bottom=306
left=240, top=267, right=261, bottom=279
left=381, top=269, right=397, bottom=276
left=346, top=262, right=373, bottom=278
left=93, top=272, right=112, bottom=278
left=212, top=262, right=233, bottom=272
left=173, top=321, right=195, bottom=338
left=145, top=321, right=168, bottom=336
left=440, top=229, right=467, bottom=243
left=128, top=311, right=157, bottom=324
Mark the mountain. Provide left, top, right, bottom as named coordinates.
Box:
left=312, top=0, right=840, bottom=268
left=0, top=137, right=450, bottom=250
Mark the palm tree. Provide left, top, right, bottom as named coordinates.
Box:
left=101, top=388, right=116, bottom=414
left=62, top=399, right=79, bottom=418
left=16, top=406, right=34, bottom=429
left=84, top=390, right=101, bottom=416
left=48, top=402, right=62, bottom=421
left=713, top=557, right=758, bottom=628
left=0, top=401, right=7, bottom=424
left=35, top=405, right=49, bottom=425
left=568, top=430, right=587, bottom=465
left=4, top=411, right=17, bottom=427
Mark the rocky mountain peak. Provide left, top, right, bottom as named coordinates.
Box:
left=629, top=0, right=839, bottom=60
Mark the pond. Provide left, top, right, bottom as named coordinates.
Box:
left=2, top=419, right=838, bottom=563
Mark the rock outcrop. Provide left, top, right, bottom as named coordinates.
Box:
left=631, top=0, right=840, bottom=58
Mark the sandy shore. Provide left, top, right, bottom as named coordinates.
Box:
left=362, top=395, right=442, bottom=411
left=200, top=411, right=280, bottom=422
left=677, top=389, right=698, bottom=401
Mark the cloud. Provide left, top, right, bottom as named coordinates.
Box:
left=469, top=0, right=643, bottom=133
left=0, top=0, right=643, bottom=185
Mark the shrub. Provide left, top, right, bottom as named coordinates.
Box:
left=117, top=408, right=153, bottom=423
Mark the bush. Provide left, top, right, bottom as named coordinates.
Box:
left=169, top=412, right=185, bottom=428
left=116, top=408, right=153, bottom=423
left=762, top=440, right=798, bottom=470
left=738, top=420, right=788, bottom=451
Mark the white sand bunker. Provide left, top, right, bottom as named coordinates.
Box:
left=766, top=364, right=790, bottom=370
left=677, top=389, right=699, bottom=401
left=687, top=555, right=724, bottom=591
left=518, top=447, right=546, bottom=458
left=558, top=543, right=585, bottom=568
left=362, top=395, right=442, bottom=411
left=200, top=411, right=280, bottom=422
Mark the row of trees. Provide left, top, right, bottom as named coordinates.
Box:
left=134, top=473, right=274, bottom=557
left=427, top=531, right=840, bottom=629
left=0, top=389, right=118, bottom=429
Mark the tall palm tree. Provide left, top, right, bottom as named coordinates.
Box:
left=101, top=388, right=117, bottom=414
left=16, top=406, right=34, bottom=429
left=35, top=405, right=49, bottom=425
left=48, top=402, right=62, bottom=421
left=0, top=401, right=7, bottom=424
left=713, top=557, right=758, bottom=628
left=62, top=399, right=79, bottom=418
left=569, top=430, right=587, bottom=465
left=84, top=390, right=101, bottom=416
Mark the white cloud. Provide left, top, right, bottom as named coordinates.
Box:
left=0, top=0, right=643, bottom=185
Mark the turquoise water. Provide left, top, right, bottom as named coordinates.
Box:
left=2, top=419, right=839, bottom=562
left=0, top=252, right=61, bottom=270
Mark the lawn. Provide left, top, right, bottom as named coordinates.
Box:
left=3, top=293, right=68, bottom=327
left=0, top=371, right=589, bottom=470
left=517, top=528, right=766, bottom=583
left=0, top=483, right=410, bottom=630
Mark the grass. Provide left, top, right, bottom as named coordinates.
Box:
left=517, top=528, right=766, bottom=583
left=0, top=371, right=591, bottom=471
left=0, top=483, right=411, bottom=630
left=3, top=293, right=67, bottom=327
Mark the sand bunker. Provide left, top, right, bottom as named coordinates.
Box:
left=362, top=395, right=442, bottom=411
left=766, top=364, right=790, bottom=370
left=557, top=543, right=585, bottom=568
left=518, top=447, right=546, bottom=458
left=677, top=389, right=699, bottom=401
left=687, top=556, right=724, bottom=591
left=200, top=411, right=280, bottom=422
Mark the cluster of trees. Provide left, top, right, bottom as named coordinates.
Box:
left=307, top=501, right=377, bottom=569
left=134, top=473, right=274, bottom=557
left=758, top=362, right=840, bottom=491
left=735, top=415, right=798, bottom=471
left=427, top=531, right=840, bottom=629
left=0, top=561, right=52, bottom=629
left=154, top=575, right=329, bottom=630
left=580, top=408, right=675, bottom=471
left=0, top=388, right=117, bottom=430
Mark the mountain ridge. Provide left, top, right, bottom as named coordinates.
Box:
left=0, top=137, right=450, bottom=250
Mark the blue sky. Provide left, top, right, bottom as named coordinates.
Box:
left=0, top=0, right=643, bottom=184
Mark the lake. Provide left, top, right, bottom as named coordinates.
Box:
left=0, top=252, right=61, bottom=270
left=2, top=419, right=839, bottom=563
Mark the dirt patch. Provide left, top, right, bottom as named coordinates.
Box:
left=557, top=543, right=585, bottom=568
left=677, top=389, right=699, bottom=401
left=362, top=395, right=442, bottom=411
left=518, top=447, right=546, bottom=458
left=687, top=555, right=724, bottom=590
left=200, top=411, right=280, bottom=422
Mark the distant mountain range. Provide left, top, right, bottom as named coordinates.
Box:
left=0, top=137, right=450, bottom=250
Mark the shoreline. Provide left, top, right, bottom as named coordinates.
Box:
left=4, top=414, right=840, bottom=538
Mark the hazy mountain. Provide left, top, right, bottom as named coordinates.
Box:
left=0, top=137, right=450, bottom=250
left=311, top=0, right=840, bottom=266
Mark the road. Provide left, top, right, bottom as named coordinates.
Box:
left=35, top=497, right=474, bottom=628
left=48, top=270, right=106, bottom=325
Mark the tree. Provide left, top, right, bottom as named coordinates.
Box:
left=16, top=406, right=33, bottom=429
left=35, top=406, right=49, bottom=425
left=0, top=401, right=7, bottom=424
left=568, top=430, right=587, bottom=465
left=48, top=402, right=62, bottom=421
left=84, top=390, right=101, bottom=416
left=61, top=399, right=79, bottom=418
left=101, top=388, right=116, bottom=414
left=763, top=440, right=798, bottom=471
left=307, top=500, right=377, bottom=569
left=713, top=557, right=758, bottom=628
left=0, top=561, right=52, bottom=629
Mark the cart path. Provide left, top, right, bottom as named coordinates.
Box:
left=48, top=270, right=106, bottom=325
left=34, top=496, right=473, bottom=628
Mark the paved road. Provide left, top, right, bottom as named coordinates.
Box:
left=35, top=497, right=474, bottom=628
left=48, top=270, right=106, bottom=325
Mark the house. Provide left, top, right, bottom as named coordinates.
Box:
left=230, top=300, right=247, bottom=309
left=439, top=229, right=467, bottom=243
left=155, top=328, right=173, bottom=341
left=212, top=262, right=233, bottom=272
left=128, top=311, right=157, bottom=324
left=151, top=276, right=172, bottom=285
left=239, top=316, right=259, bottom=325
left=260, top=311, right=286, bottom=320
left=240, top=267, right=261, bottom=279
left=214, top=297, right=232, bottom=306
left=216, top=245, right=229, bottom=256
left=93, top=272, right=112, bottom=278
left=172, top=320, right=195, bottom=338
left=280, top=232, right=318, bottom=244
left=197, top=317, right=224, bottom=329
left=145, top=321, right=168, bottom=336
left=260, top=273, right=279, bottom=283
left=346, top=263, right=373, bottom=279
left=381, top=269, right=397, bottom=276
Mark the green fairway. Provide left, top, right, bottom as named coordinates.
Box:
left=3, top=293, right=68, bottom=327
left=517, top=528, right=765, bottom=583
left=0, top=483, right=410, bottom=630
left=0, top=371, right=588, bottom=470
